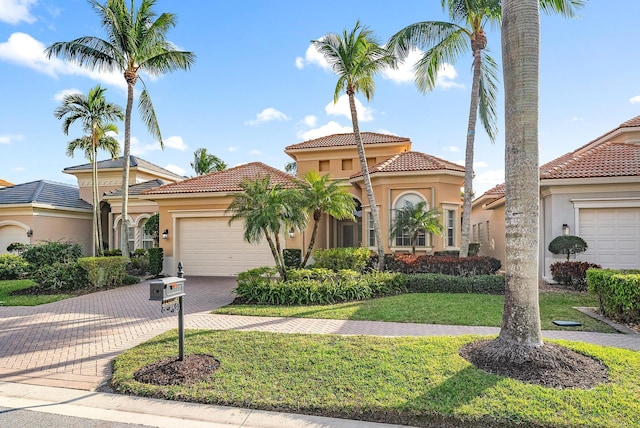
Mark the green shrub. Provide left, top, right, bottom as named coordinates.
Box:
left=0, top=254, right=29, bottom=279
left=433, top=250, right=460, bottom=257
left=22, top=240, right=83, bottom=268
left=123, top=274, right=140, bottom=285
left=234, top=268, right=407, bottom=305
left=127, top=253, right=150, bottom=275
left=103, top=249, right=123, bottom=257
left=548, top=235, right=588, bottom=261
left=550, top=261, right=601, bottom=290
left=31, top=261, right=88, bottom=290
left=6, top=242, right=28, bottom=254
left=406, top=273, right=505, bottom=294
left=468, top=243, right=480, bottom=256
left=148, top=247, right=164, bottom=276
left=375, top=254, right=501, bottom=276
left=77, top=257, right=128, bottom=288
left=588, top=269, right=640, bottom=324
left=283, top=248, right=302, bottom=268
left=313, top=247, right=370, bottom=272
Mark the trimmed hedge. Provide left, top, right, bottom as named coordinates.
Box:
left=371, top=254, right=501, bottom=276
left=31, top=261, right=88, bottom=290
left=22, top=241, right=83, bottom=267
left=588, top=269, right=640, bottom=324
left=313, top=247, right=371, bottom=272
left=550, top=261, right=601, bottom=291
left=148, top=247, right=163, bottom=276
left=406, top=273, right=505, bottom=294
left=0, top=254, right=29, bottom=280
left=78, top=256, right=128, bottom=288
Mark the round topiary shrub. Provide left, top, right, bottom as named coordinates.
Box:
left=548, top=235, right=588, bottom=261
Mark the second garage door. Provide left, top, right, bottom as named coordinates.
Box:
left=177, top=217, right=275, bottom=276
left=579, top=207, right=640, bottom=269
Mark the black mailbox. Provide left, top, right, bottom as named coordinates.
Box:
left=149, top=277, right=185, bottom=301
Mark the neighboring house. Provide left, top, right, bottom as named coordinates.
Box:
left=0, top=179, right=13, bottom=188
left=0, top=156, right=183, bottom=255
left=472, top=115, right=640, bottom=279
left=0, top=180, right=93, bottom=253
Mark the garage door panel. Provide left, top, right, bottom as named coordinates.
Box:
left=177, top=217, right=275, bottom=276
left=580, top=207, right=640, bottom=270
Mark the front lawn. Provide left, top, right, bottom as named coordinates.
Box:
left=0, top=279, right=73, bottom=306
left=111, top=330, right=640, bottom=427
left=215, top=292, right=616, bottom=333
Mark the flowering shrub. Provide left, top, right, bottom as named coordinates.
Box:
left=371, top=254, right=501, bottom=276
left=550, top=261, right=601, bottom=291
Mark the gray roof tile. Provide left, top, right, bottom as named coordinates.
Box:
left=0, top=180, right=92, bottom=210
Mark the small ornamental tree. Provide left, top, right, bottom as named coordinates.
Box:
left=144, top=213, right=160, bottom=247
left=548, top=235, right=588, bottom=261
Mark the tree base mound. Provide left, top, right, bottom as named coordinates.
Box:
left=460, top=339, right=608, bottom=389
left=134, top=354, right=220, bottom=386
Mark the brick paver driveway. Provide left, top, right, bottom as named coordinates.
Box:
left=0, top=277, right=237, bottom=390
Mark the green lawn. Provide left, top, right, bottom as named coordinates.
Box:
left=111, top=330, right=640, bottom=428
left=214, top=292, right=616, bottom=333
left=0, top=279, right=73, bottom=306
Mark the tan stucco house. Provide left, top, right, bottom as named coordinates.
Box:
left=141, top=132, right=465, bottom=276
left=0, top=156, right=183, bottom=255
left=472, top=115, right=640, bottom=279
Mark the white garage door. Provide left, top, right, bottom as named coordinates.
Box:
left=177, top=217, right=275, bottom=276
left=0, top=225, right=29, bottom=255
left=579, top=208, right=640, bottom=269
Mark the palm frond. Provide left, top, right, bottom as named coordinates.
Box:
left=138, top=86, right=163, bottom=145
left=478, top=49, right=499, bottom=142
left=539, top=0, right=585, bottom=18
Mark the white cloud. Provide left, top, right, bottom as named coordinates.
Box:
left=296, top=43, right=330, bottom=70
left=296, top=121, right=352, bottom=141
left=0, top=32, right=125, bottom=89
left=435, top=63, right=463, bottom=89
left=0, top=0, right=37, bottom=24
left=569, top=116, right=584, bottom=122
left=249, top=149, right=262, bottom=156
left=164, top=164, right=186, bottom=176
left=53, top=88, right=81, bottom=102
left=0, top=134, right=24, bottom=144
left=300, top=115, right=317, bottom=127
left=474, top=169, right=505, bottom=196
left=629, top=95, right=640, bottom=104
left=445, top=145, right=460, bottom=153
left=382, top=49, right=423, bottom=84
left=375, top=128, right=394, bottom=135
left=245, top=107, right=290, bottom=126
left=474, top=161, right=489, bottom=168
left=163, top=135, right=187, bottom=151
left=228, top=146, right=238, bottom=152
left=325, top=94, right=374, bottom=122
left=12, top=166, right=25, bottom=172
left=129, top=136, right=160, bottom=155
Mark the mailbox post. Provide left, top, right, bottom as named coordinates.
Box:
left=150, top=275, right=186, bottom=361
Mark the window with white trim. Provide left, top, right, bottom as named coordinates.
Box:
left=367, top=212, right=376, bottom=247
left=446, top=210, right=455, bottom=247
left=391, top=193, right=429, bottom=248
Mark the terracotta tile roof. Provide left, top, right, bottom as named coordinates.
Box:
left=350, top=151, right=464, bottom=179
left=540, top=141, right=640, bottom=179
left=285, top=132, right=410, bottom=150
left=63, top=155, right=185, bottom=181
left=0, top=180, right=92, bottom=210
left=480, top=183, right=505, bottom=198
left=104, top=179, right=168, bottom=198
left=143, top=162, right=299, bottom=195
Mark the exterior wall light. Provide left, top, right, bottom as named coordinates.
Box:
left=162, top=229, right=169, bottom=240
left=289, top=228, right=295, bottom=238
left=562, top=224, right=569, bottom=236
left=26, top=229, right=33, bottom=237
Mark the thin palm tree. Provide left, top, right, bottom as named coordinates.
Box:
left=227, top=176, right=307, bottom=280
left=312, top=21, right=396, bottom=271
left=55, top=85, right=123, bottom=256
left=297, top=171, right=355, bottom=267
left=46, top=0, right=195, bottom=258
left=387, top=0, right=584, bottom=257
left=390, top=201, right=444, bottom=255
left=190, top=148, right=227, bottom=175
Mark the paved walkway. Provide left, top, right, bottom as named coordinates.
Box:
left=1, top=276, right=639, bottom=427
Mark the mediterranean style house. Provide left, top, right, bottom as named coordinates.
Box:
left=472, top=114, right=640, bottom=280
left=142, top=132, right=465, bottom=275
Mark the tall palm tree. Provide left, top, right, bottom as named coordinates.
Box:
left=297, top=171, right=355, bottom=267
left=390, top=201, right=444, bottom=255
left=312, top=21, right=396, bottom=271
left=55, top=85, right=123, bottom=256
left=227, top=176, right=307, bottom=280
left=387, top=0, right=583, bottom=257
left=190, top=148, right=227, bottom=175
left=46, top=0, right=195, bottom=258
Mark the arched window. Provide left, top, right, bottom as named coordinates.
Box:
left=392, top=193, right=429, bottom=248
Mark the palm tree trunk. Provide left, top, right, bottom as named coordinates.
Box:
left=498, top=0, right=543, bottom=348
left=120, top=80, right=134, bottom=259
left=348, top=91, right=385, bottom=271
left=301, top=217, right=320, bottom=267
left=92, top=146, right=100, bottom=256
left=460, top=34, right=485, bottom=258
left=264, top=229, right=286, bottom=280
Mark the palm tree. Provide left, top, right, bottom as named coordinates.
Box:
left=387, top=0, right=584, bottom=257
left=46, top=0, right=195, bottom=258
left=227, top=176, right=307, bottom=280
left=390, top=201, right=444, bottom=255
left=190, top=148, right=227, bottom=175
left=55, top=85, right=123, bottom=256
left=312, top=21, right=396, bottom=271
left=297, top=171, right=355, bottom=267
left=284, top=161, right=297, bottom=176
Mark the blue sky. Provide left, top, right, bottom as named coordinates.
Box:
left=1, top=0, right=639, bottom=196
